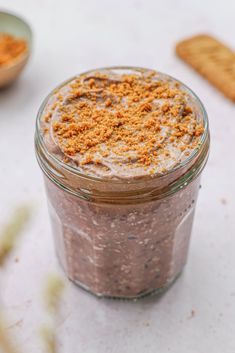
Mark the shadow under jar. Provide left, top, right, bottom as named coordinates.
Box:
left=35, top=67, right=210, bottom=299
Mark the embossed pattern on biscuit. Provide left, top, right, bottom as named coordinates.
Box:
left=176, top=34, right=235, bottom=102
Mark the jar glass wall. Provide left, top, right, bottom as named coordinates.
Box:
left=35, top=67, right=209, bottom=299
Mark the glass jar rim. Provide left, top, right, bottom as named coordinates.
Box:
left=35, top=66, right=209, bottom=185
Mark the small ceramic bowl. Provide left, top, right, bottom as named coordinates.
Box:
left=0, top=10, right=32, bottom=88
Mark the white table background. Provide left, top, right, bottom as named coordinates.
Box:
left=0, top=0, right=235, bottom=352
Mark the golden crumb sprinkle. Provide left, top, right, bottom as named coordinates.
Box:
left=41, top=68, right=205, bottom=177
left=0, top=33, right=27, bottom=67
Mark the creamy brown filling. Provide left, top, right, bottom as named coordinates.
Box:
left=40, top=68, right=204, bottom=179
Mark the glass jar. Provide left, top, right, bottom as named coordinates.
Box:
left=35, top=67, right=210, bottom=299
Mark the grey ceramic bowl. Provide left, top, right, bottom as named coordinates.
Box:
left=0, top=10, right=32, bottom=88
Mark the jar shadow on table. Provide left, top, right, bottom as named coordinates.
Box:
left=57, top=275, right=186, bottom=353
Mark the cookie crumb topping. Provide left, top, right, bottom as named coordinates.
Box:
left=41, top=68, right=204, bottom=177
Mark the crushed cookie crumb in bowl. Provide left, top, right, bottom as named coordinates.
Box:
left=0, top=10, right=32, bottom=88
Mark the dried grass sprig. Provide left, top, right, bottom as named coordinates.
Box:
left=41, top=274, right=65, bottom=353
left=0, top=314, right=19, bottom=353
left=40, top=326, right=57, bottom=353
left=43, top=274, right=65, bottom=315
left=0, top=205, right=32, bottom=266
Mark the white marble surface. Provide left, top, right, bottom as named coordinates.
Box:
left=0, top=0, right=235, bottom=352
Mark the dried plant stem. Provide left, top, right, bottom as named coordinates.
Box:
left=0, top=207, right=65, bottom=353
left=0, top=205, right=32, bottom=266
left=41, top=275, right=65, bottom=353
left=43, top=275, right=65, bottom=315
left=0, top=315, right=19, bottom=353
left=40, top=326, right=57, bottom=353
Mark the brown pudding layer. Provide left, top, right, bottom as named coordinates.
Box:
left=41, top=68, right=204, bottom=179
left=37, top=67, right=208, bottom=298
left=45, top=176, right=200, bottom=298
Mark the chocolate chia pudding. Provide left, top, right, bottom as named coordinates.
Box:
left=35, top=67, right=209, bottom=299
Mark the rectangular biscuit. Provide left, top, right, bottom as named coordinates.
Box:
left=176, top=34, right=235, bottom=102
